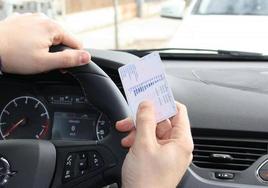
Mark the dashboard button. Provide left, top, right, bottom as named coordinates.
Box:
left=215, top=172, right=234, bottom=180
left=259, top=169, right=268, bottom=181
left=89, top=151, right=103, bottom=170
left=79, top=152, right=87, bottom=160
left=79, top=169, right=86, bottom=176
left=63, top=153, right=76, bottom=182
left=62, top=151, right=105, bottom=182
left=63, top=168, right=73, bottom=181
left=79, top=159, right=87, bottom=170
left=258, top=160, right=268, bottom=181
left=65, top=153, right=75, bottom=167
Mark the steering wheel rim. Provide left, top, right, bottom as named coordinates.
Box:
left=0, top=46, right=130, bottom=188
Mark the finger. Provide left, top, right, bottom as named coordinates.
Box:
left=135, top=101, right=157, bottom=146
left=44, top=49, right=90, bottom=71
left=53, top=29, right=83, bottom=49
left=62, top=32, right=83, bottom=49
left=156, top=119, right=171, bottom=139
left=170, top=102, right=190, bottom=128
left=170, top=102, right=192, bottom=139
left=121, top=130, right=136, bottom=148
left=116, top=118, right=134, bottom=132
left=46, top=19, right=82, bottom=49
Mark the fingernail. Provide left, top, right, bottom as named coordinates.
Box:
left=121, top=138, right=128, bottom=146
left=115, top=122, right=119, bottom=127
left=79, top=52, right=89, bottom=65
left=116, top=120, right=123, bottom=127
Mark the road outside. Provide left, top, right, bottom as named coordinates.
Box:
left=68, top=16, right=182, bottom=50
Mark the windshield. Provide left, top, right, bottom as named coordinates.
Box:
left=1, top=0, right=268, bottom=54
left=193, top=0, right=268, bottom=15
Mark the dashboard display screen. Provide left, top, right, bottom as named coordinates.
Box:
left=52, top=112, right=96, bottom=140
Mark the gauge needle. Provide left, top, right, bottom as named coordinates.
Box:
left=3, top=118, right=26, bottom=138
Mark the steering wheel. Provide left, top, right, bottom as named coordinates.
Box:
left=0, top=46, right=130, bottom=188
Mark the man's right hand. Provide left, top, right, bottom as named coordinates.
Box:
left=116, top=101, right=194, bottom=188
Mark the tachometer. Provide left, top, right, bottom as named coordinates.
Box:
left=96, top=113, right=111, bottom=140
left=0, top=96, right=50, bottom=139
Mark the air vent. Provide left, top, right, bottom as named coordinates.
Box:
left=192, top=129, right=268, bottom=171
left=101, top=67, right=125, bottom=96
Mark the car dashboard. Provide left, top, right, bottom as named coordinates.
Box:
left=1, top=49, right=268, bottom=188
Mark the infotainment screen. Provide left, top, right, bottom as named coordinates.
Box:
left=52, top=112, right=96, bottom=140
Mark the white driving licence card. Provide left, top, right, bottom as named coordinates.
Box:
left=118, top=52, right=177, bottom=124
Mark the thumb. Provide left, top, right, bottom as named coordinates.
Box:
left=135, top=101, right=157, bottom=147
left=45, top=49, right=90, bottom=70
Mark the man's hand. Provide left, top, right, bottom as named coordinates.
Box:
left=0, top=13, right=90, bottom=74
left=116, top=101, right=193, bottom=188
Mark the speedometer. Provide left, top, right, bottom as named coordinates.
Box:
left=0, top=96, right=50, bottom=139
left=96, top=113, right=111, bottom=140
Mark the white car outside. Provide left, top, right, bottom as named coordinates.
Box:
left=168, top=0, right=268, bottom=54
left=160, top=0, right=186, bottom=19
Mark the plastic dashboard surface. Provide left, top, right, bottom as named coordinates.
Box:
left=163, top=60, right=268, bottom=188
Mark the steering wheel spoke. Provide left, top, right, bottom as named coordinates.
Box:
left=51, top=140, right=119, bottom=187
left=0, top=140, right=56, bottom=188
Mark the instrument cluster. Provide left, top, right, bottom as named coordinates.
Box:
left=0, top=79, right=112, bottom=141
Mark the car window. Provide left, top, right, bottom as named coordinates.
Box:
left=0, top=0, right=268, bottom=54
